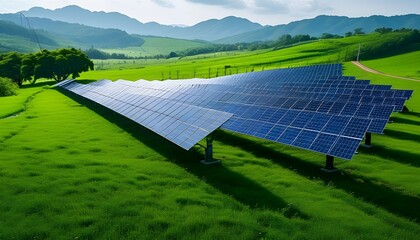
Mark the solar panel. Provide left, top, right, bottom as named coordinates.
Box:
left=56, top=64, right=412, bottom=160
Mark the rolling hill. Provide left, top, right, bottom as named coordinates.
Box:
left=17, top=5, right=420, bottom=43
left=0, top=14, right=144, bottom=49
left=19, top=5, right=264, bottom=41
left=217, top=14, right=420, bottom=43
left=0, top=33, right=419, bottom=239
left=0, top=20, right=59, bottom=52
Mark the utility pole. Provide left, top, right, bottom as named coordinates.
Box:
left=356, top=43, right=361, bottom=62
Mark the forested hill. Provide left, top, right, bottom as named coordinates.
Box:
left=0, top=14, right=144, bottom=49
left=17, top=5, right=420, bottom=43
left=217, top=14, right=420, bottom=43
left=19, top=5, right=263, bottom=41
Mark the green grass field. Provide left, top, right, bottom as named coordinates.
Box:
left=83, top=33, right=418, bottom=81
left=361, top=51, right=420, bottom=79
left=1, top=36, right=419, bottom=239
left=99, top=36, right=211, bottom=58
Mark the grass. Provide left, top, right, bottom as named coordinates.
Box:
left=99, top=36, right=212, bottom=58
left=0, top=83, right=46, bottom=118
left=343, top=62, right=420, bottom=111
left=360, top=51, right=420, bottom=79
left=0, top=36, right=419, bottom=238
left=1, top=87, right=419, bottom=239
left=82, top=32, right=420, bottom=81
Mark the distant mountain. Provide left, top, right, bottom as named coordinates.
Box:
left=0, top=14, right=144, bottom=48
left=2, top=5, right=419, bottom=47
left=217, top=14, right=420, bottom=43
left=20, top=5, right=264, bottom=41
left=0, top=20, right=60, bottom=52
left=0, top=20, right=57, bottom=46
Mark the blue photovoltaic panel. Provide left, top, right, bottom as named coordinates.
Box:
left=56, top=64, right=412, bottom=160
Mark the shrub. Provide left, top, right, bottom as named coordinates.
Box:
left=0, top=77, right=19, bottom=97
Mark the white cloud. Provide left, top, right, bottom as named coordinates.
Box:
left=151, top=0, right=174, bottom=8
left=253, top=0, right=289, bottom=14
left=185, top=0, right=247, bottom=9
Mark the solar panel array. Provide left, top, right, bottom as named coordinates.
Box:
left=56, top=64, right=413, bottom=160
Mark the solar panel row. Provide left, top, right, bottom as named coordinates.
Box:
left=56, top=64, right=412, bottom=160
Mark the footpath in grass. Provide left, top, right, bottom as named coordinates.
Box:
left=359, top=51, right=420, bottom=80
left=0, top=85, right=419, bottom=239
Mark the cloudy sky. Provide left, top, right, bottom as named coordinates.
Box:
left=0, top=0, right=418, bottom=26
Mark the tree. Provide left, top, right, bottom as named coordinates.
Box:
left=20, top=53, right=37, bottom=84
left=33, top=48, right=94, bottom=83
left=345, top=32, right=353, bottom=37
left=0, top=48, right=94, bottom=86
left=354, top=28, right=365, bottom=35
left=320, top=33, right=341, bottom=39
left=0, top=77, right=18, bottom=97
left=166, top=51, right=179, bottom=59
left=0, top=52, right=24, bottom=86
left=375, top=27, right=393, bottom=34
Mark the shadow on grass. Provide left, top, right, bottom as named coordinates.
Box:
left=390, top=116, right=420, bottom=126
left=384, top=129, right=420, bottom=142
left=58, top=89, right=308, bottom=219
left=216, top=130, right=420, bottom=223
left=358, top=145, right=420, bottom=167
left=76, top=79, right=98, bottom=84
left=21, top=80, right=55, bottom=89
left=400, top=111, right=420, bottom=118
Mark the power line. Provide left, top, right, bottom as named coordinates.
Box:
left=19, top=13, right=42, bottom=51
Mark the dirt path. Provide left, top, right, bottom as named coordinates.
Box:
left=351, top=61, right=420, bottom=82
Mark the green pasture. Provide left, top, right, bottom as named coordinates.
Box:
left=361, top=51, right=420, bottom=79
left=0, top=33, right=41, bottom=53
left=99, top=36, right=211, bottom=58
left=1, top=37, right=420, bottom=239
left=1, top=78, right=419, bottom=239
left=84, top=33, right=417, bottom=81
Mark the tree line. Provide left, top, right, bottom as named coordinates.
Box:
left=0, top=48, right=94, bottom=87
left=172, top=28, right=419, bottom=58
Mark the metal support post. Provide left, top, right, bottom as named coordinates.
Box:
left=321, top=155, right=339, bottom=172
left=201, top=134, right=220, bottom=165
left=365, top=132, right=371, bottom=146
left=360, top=132, right=373, bottom=148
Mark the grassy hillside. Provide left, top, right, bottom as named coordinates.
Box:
left=0, top=33, right=41, bottom=52
left=99, top=36, right=212, bottom=58
left=0, top=62, right=419, bottom=239
left=361, top=51, right=420, bottom=79
left=0, top=35, right=419, bottom=238
left=83, top=32, right=420, bottom=80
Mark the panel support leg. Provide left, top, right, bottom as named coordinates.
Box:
left=321, top=155, right=339, bottom=172
left=201, top=134, right=220, bottom=165
left=365, top=132, right=371, bottom=146
left=361, top=132, right=373, bottom=148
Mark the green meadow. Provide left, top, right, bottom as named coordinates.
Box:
left=99, top=36, right=212, bottom=58
left=0, top=34, right=419, bottom=239
left=361, top=51, right=420, bottom=79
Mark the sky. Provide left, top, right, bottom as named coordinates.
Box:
left=0, top=0, right=419, bottom=26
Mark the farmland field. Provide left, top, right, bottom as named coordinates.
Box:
left=99, top=36, right=212, bottom=58
left=360, top=51, right=420, bottom=79
left=1, top=35, right=419, bottom=239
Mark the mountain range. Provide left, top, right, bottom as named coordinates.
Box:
left=19, top=5, right=263, bottom=41
left=18, top=6, right=420, bottom=42
left=0, top=5, right=419, bottom=50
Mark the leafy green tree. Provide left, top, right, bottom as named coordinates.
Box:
left=354, top=28, right=365, bottom=35
left=20, top=53, right=37, bottom=84
left=375, top=27, right=393, bottom=34
left=345, top=32, right=353, bottom=37
left=33, top=48, right=94, bottom=83
left=0, top=52, right=24, bottom=86
left=0, top=77, right=18, bottom=97
left=166, top=52, right=179, bottom=59
left=34, top=50, right=55, bottom=81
